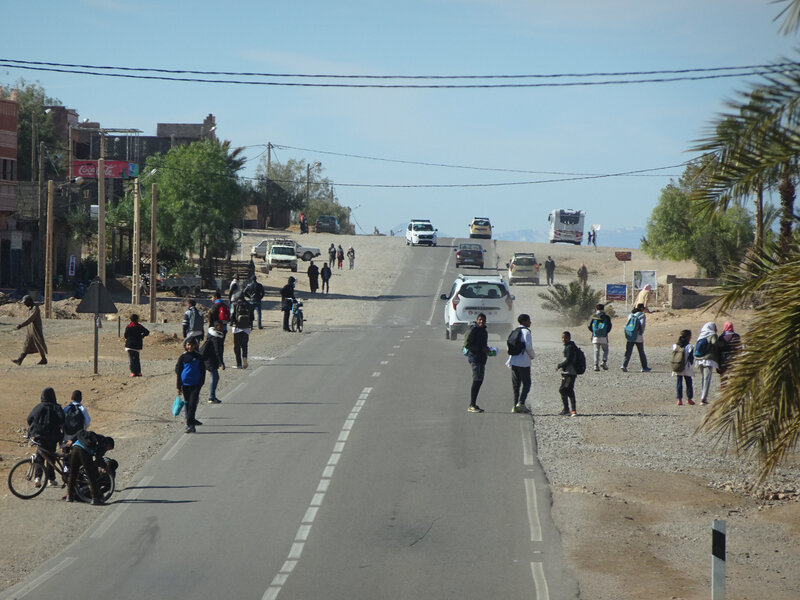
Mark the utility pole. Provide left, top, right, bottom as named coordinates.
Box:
left=149, top=184, right=158, bottom=324
left=98, top=134, right=106, bottom=285
left=68, top=125, right=73, bottom=180
left=266, top=142, right=271, bottom=180
left=30, top=114, right=36, bottom=181
left=132, top=179, right=140, bottom=304
left=306, top=163, right=311, bottom=204
left=38, top=142, right=45, bottom=281
left=44, top=181, right=54, bottom=319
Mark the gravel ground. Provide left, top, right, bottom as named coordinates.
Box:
left=1, top=234, right=798, bottom=599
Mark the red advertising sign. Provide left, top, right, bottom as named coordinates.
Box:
left=73, top=160, right=140, bottom=179
left=615, top=251, right=632, bottom=261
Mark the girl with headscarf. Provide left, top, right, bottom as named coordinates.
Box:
left=716, top=321, right=742, bottom=379
left=694, top=322, right=719, bottom=404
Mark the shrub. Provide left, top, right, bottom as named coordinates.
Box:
left=538, top=281, right=602, bottom=325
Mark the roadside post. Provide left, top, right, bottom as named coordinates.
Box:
left=76, top=278, right=118, bottom=374
left=712, top=520, right=726, bottom=600
left=614, top=251, right=632, bottom=308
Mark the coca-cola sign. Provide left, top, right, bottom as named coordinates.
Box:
left=73, top=161, right=140, bottom=179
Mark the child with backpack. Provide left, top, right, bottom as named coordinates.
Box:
left=63, top=390, right=91, bottom=442
left=694, top=322, right=719, bottom=405
left=230, top=295, right=254, bottom=369
left=621, top=304, right=650, bottom=372
left=671, top=330, right=695, bottom=406
left=587, top=303, right=612, bottom=371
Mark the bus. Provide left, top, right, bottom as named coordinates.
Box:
left=547, top=209, right=585, bottom=244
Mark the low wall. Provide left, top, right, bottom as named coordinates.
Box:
left=666, top=275, right=718, bottom=309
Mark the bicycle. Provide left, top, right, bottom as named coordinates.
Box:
left=7, top=439, right=116, bottom=503
left=290, top=299, right=304, bottom=332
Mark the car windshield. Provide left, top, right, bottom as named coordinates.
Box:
left=458, top=283, right=508, bottom=299
left=273, top=247, right=295, bottom=256
left=318, top=217, right=334, bottom=223
left=513, top=257, right=537, bottom=266
left=414, top=223, right=433, bottom=231
left=473, top=219, right=490, bottom=227
left=460, top=244, right=482, bottom=251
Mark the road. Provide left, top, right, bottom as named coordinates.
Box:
left=3, top=240, right=578, bottom=600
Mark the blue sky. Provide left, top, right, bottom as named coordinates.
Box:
left=3, top=1, right=798, bottom=241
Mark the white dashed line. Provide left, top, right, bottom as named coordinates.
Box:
left=525, top=478, right=543, bottom=542
left=531, top=562, right=550, bottom=600
left=380, top=360, right=389, bottom=365
left=9, top=556, right=77, bottom=599
left=90, top=475, right=153, bottom=539
left=162, top=435, right=189, bottom=461
left=372, top=371, right=381, bottom=377
left=521, top=421, right=534, bottom=466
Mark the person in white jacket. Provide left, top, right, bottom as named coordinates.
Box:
left=506, top=314, right=536, bottom=414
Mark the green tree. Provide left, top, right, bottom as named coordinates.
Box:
left=0, top=79, right=62, bottom=181
left=140, top=139, right=246, bottom=266
left=643, top=161, right=754, bottom=276
left=538, top=281, right=602, bottom=325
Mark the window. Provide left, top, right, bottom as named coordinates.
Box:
left=459, top=283, right=507, bottom=299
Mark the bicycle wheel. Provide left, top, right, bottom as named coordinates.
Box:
left=290, top=313, right=298, bottom=332
left=8, top=458, right=47, bottom=499
left=296, top=314, right=303, bottom=332
left=74, top=466, right=116, bottom=503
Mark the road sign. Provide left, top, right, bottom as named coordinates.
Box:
left=76, top=280, right=118, bottom=314
left=615, top=251, right=632, bottom=261
left=606, top=284, right=627, bottom=302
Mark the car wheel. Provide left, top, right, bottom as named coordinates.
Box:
left=445, top=329, right=450, bottom=340
left=478, top=263, right=483, bottom=269
left=450, top=330, right=457, bottom=341
left=302, top=251, right=313, bottom=261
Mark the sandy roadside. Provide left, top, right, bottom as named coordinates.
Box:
left=0, top=233, right=797, bottom=598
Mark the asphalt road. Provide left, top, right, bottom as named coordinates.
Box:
left=3, top=240, right=578, bottom=600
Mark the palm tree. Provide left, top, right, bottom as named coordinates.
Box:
left=775, top=0, right=800, bottom=34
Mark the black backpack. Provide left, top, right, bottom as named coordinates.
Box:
left=573, top=345, right=587, bottom=375
left=507, top=327, right=526, bottom=356
left=64, top=404, right=85, bottom=436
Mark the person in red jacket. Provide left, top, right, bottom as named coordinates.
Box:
left=124, top=314, right=149, bottom=377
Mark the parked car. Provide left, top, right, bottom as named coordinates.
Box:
left=469, top=217, right=493, bottom=239
left=251, top=237, right=320, bottom=262
left=506, top=252, right=540, bottom=285
left=406, top=219, right=438, bottom=246
left=268, top=244, right=299, bottom=272
left=440, top=274, right=514, bottom=340
left=454, top=243, right=485, bottom=268
left=315, top=215, right=341, bottom=234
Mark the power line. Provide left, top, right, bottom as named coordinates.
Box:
left=0, top=60, right=795, bottom=89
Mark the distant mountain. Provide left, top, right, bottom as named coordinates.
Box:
left=495, top=227, right=645, bottom=250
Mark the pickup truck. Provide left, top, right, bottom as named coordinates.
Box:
left=251, top=237, right=321, bottom=262
left=156, top=267, right=202, bottom=297
left=268, top=244, right=299, bottom=272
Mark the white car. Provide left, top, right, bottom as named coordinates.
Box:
left=268, top=245, right=299, bottom=272
left=251, top=238, right=320, bottom=262
left=406, top=219, right=438, bottom=246
left=440, top=275, right=514, bottom=340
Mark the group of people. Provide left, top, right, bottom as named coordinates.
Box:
left=328, top=243, right=356, bottom=270
left=305, top=243, right=355, bottom=295
left=25, top=387, right=114, bottom=505
left=462, top=305, right=744, bottom=417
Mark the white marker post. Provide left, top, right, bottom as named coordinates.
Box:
left=712, top=519, right=725, bottom=600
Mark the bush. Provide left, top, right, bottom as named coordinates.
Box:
left=538, top=281, right=602, bottom=325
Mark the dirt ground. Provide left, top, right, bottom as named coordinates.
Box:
left=0, top=232, right=797, bottom=598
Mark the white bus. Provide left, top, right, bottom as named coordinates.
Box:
left=547, top=209, right=585, bottom=244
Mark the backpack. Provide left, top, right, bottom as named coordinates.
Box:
left=573, top=344, right=587, bottom=375
left=181, top=355, right=203, bottom=386
left=624, top=313, right=641, bottom=341
left=670, top=346, right=687, bottom=373
left=694, top=336, right=714, bottom=358
left=591, top=315, right=610, bottom=338
left=64, top=404, right=85, bottom=436
left=507, top=327, right=526, bottom=356
left=235, top=305, right=252, bottom=329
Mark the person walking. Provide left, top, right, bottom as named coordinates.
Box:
left=544, top=256, right=556, bottom=286
left=577, top=264, right=588, bottom=286
left=124, top=313, right=149, bottom=377
left=228, top=276, right=239, bottom=302
left=26, top=387, right=64, bottom=487
left=464, top=313, right=490, bottom=413
left=672, top=329, right=695, bottom=406
left=587, top=303, right=612, bottom=371
left=175, top=338, right=206, bottom=433
left=202, top=321, right=225, bottom=403
left=506, top=314, right=535, bottom=413
left=336, top=245, right=345, bottom=269
left=694, top=322, right=719, bottom=405
left=244, top=275, right=265, bottom=329
left=347, top=246, right=355, bottom=270
left=230, top=294, right=254, bottom=368
left=556, top=332, right=579, bottom=416
left=65, top=429, right=115, bottom=505
left=63, top=390, right=91, bottom=443
left=208, top=291, right=230, bottom=364
left=182, top=299, right=205, bottom=346
left=621, top=303, right=650, bottom=372
left=716, top=321, right=742, bottom=382
left=307, top=261, right=320, bottom=293
left=320, top=263, right=332, bottom=294
left=328, top=243, right=336, bottom=266
left=280, top=276, right=297, bottom=331
left=634, top=284, right=653, bottom=312
left=12, top=295, right=48, bottom=365
left=299, top=211, right=308, bottom=234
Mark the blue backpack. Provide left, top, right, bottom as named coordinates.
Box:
left=591, top=315, right=610, bottom=338
left=181, top=355, right=203, bottom=386
left=624, top=313, right=640, bottom=341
